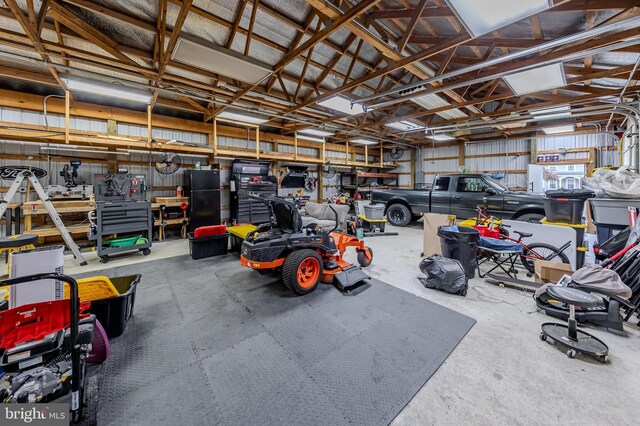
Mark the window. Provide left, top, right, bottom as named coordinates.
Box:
left=456, top=177, right=486, bottom=193
left=567, top=164, right=575, bottom=171
left=562, top=177, right=577, bottom=190
left=548, top=180, right=558, bottom=190
left=433, top=176, right=451, bottom=191
left=549, top=166, right=557, bottom=171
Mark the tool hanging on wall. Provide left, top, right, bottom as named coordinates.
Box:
left=0, top=169, right=87, bottom=266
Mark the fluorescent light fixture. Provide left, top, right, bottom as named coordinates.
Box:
left=445, top=0, right=550, bottom=37
left=496, top=121, right=526, bottom=130
left=411, top=93, right=467, bottom=119
left=298, top=128, right=334, bottom=137
left=216, top=111, right=268, bottom=125
left=60, top=74, right=152, bottom=104
left=503, top=63, right=566, bottom=96
left=317, top=95, right=365, bottom=116
left=296, top=134, right=325, bottom=143
left=171, top=38, right=272, bottom=84
left=386, top=120, right=424, bottom=131
left=530, top=105, right=571, bottom=118
left=427, top=134, right=456, bottom=141
left=350, top=138, right=378, bottom=145
left=542, top=124, right=575, bottom=134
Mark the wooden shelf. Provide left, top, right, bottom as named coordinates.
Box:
left=353, top=172, right=398, bottom=178
left=22, top=199, right=95, bottom=215
left=30, top=224, right=90, bottom=237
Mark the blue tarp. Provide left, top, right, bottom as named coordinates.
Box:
left=478, top=237, right=523, bottom=254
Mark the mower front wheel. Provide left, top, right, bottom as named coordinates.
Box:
left=282, top=249, right=323, bottom=295
left=357, top=246, right=373, bottom=267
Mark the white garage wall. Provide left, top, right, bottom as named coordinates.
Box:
left=418, top=133, right=619, bottom=188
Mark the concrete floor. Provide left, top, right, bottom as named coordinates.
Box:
left=61, top=224, right=640, bottom=425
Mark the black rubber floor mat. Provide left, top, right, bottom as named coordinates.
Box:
left=79, top=254, right=475, bottom=425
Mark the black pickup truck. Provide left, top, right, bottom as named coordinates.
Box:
left=370, top=173, right=546, bottom=227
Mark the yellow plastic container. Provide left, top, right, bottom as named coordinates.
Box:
left=64, top=276, right=119, bottom=302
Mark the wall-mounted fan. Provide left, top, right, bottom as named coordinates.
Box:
left=154, top=152, right=182, bottom=179
left=322, top=164, right=336, bottom=180
left=390, top=146, right=404, bottom=159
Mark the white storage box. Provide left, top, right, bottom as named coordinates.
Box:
left=364, top=204, right=385, bottom=220
left=9, top=245, right=64, bottom=308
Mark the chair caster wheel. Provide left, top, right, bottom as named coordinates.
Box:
left=598, top=355, right=608, bottom=364
left=100, top=256, right=109, bottom=263
left=539, top=332, right=547, bottom=342
left=566, top=349, right=576, bottom=359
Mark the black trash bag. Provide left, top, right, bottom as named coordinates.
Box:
left=418, top=254, right=468, bottom=296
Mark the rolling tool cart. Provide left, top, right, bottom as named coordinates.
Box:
left=90, top=174, right=153, bottom=263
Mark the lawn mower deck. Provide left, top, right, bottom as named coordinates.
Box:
left=240, top=195, right=373, bottom=295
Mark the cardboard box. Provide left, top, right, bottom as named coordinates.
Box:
left=534, top=260, right=573, bottom=284
left=423, top=213, right=454, bottom=257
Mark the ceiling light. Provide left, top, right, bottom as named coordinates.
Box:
left=296, top=134, right=325, bottom=143
left=496, top=122, right=526, bottom=130
left=317, top=95, right=365, bottom=116
left=60, top=74, right=152, bottom=104
left=350, top=138, right=378, bottom=145
left=445, top=0, right=550, bottom=37
left=411, top=93, right=467, bottom=119
left=386, top=121, right=425, bottom=131
left=298, top=128, right=334, bottom=137
left=542, top=124, right=575, bottom=134
left=216, top=111, right=268, bottom=125
left=171, top=38, right=272, bottom=84
left=503, top=63, right=566, bottom=96
left=530, top=105, right=571, bottom=118
left=428, top=134, right=456, bottom=141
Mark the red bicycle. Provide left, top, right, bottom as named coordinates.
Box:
left=472, top=208, right=571, bottom=275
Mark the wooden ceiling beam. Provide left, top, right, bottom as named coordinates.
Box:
left=211, top=0, right=382, bottom=116
left=158, top=0, right=191, bottom=75
left=226, top=0, right=248, bottom=48
left=48, top=1, right=139, bottom=68
left=244, top=0, right=259, bottom=56
left=408, top=35, right=547, bottom=48
left=4, top=0, right=65, bottom=87
left=370, top=7, right=454, bottom=20
left=351, top=63, right=639, bottom=130
left=397, top=0, right=428, bottom=52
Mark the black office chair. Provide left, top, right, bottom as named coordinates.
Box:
left=539, top=286, right=609, bottom=363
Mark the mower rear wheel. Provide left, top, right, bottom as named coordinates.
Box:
left=282, top=249, right=323, bottom=295
left=357, top=246, right=373, bottom=267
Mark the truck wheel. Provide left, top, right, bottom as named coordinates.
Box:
left=282, top=249, right=324, bottom=295
left=387, top=204, right=412, bottom=227
left=516, top=213, right=544, bottom=223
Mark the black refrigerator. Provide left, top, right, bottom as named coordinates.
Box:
left=184, top=170, right=221, bottom=233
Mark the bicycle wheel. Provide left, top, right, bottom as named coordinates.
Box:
left=520, top=242, right=570, bottom=275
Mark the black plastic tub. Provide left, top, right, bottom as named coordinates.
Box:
left=543, top=198, right=585, bottom=224
left=188, top=232, right=229, bottom=259
left=89, top=274, right=140, bottom=338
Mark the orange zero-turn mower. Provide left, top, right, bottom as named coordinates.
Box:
left=240, top=195, right=373, bottom=295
